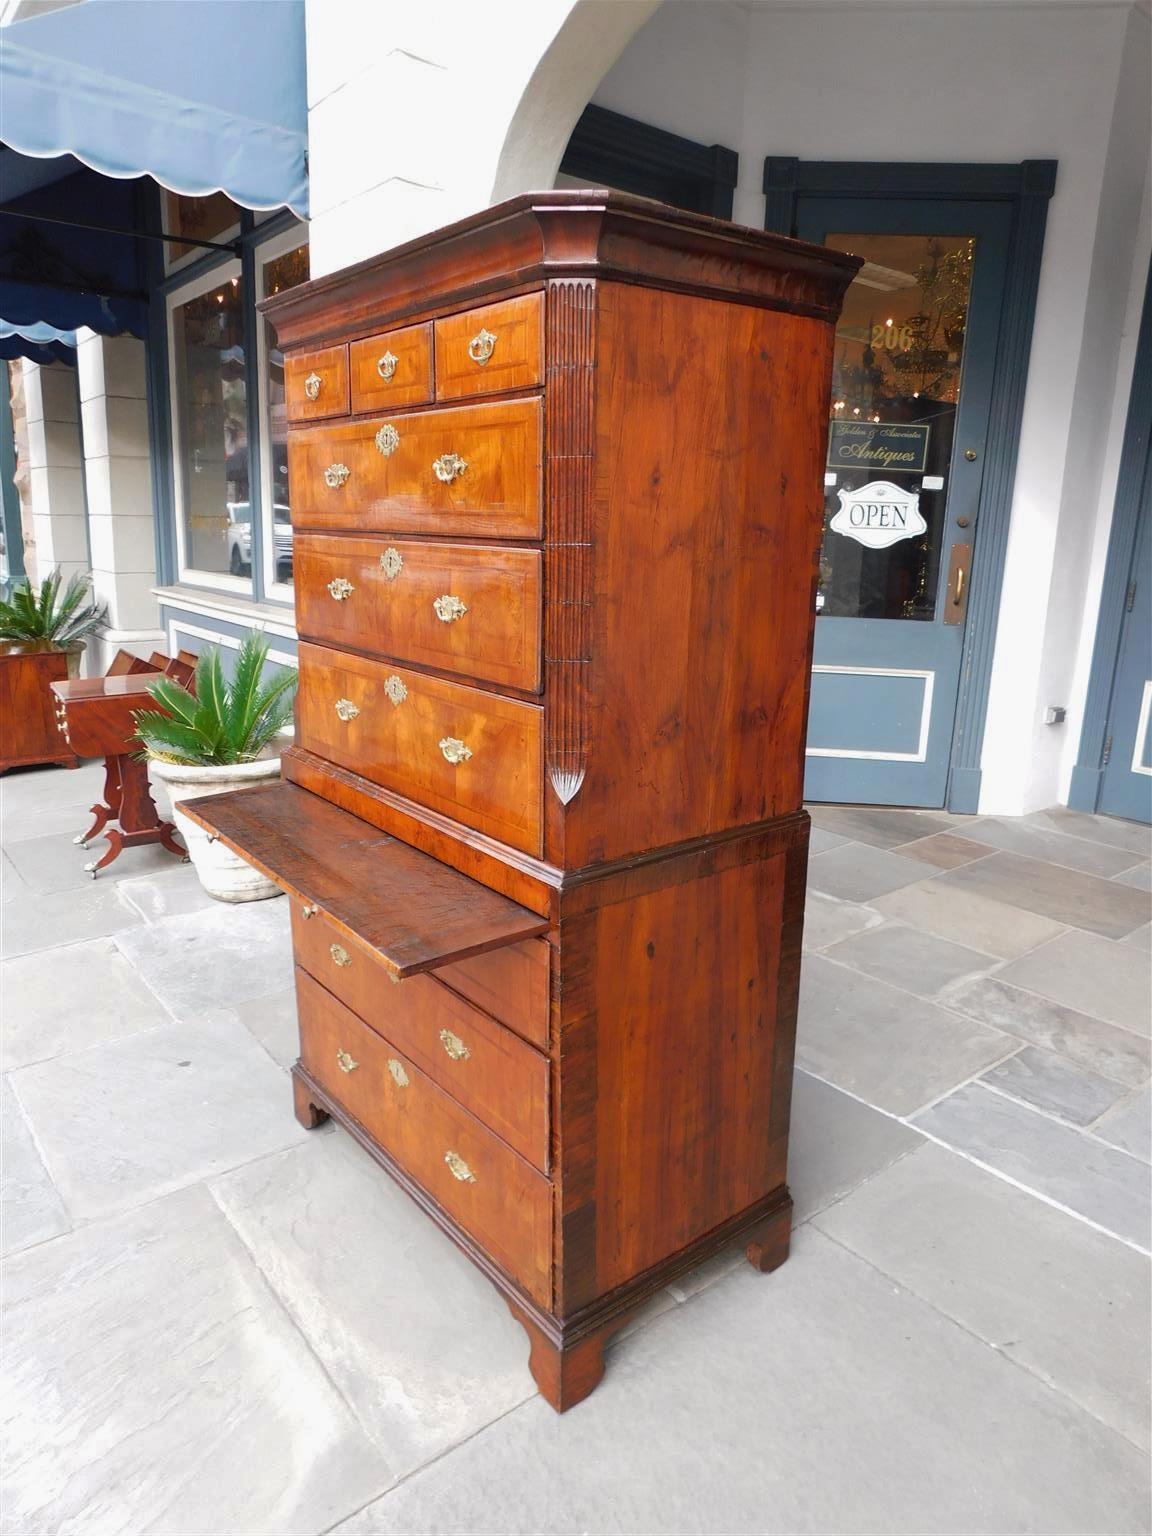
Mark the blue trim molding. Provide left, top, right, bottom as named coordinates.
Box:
left=562, top=104, right=738, bottom=219
left=764, top=157, right=1057, bottom=813
left=1069, top=258, right=1152, bottom=811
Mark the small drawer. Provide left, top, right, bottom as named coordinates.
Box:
left=291, top=903, right=549, bottom=1169
left=295, top=534, right=542, bottom=692
left=297, top=641, right=543, bottom=856
left=286, top=345, right=350, bottom=422
left=288, top=398, right=542, bottom=540
left=296, top=967, right=552, bottom=1306
left=436, top=939, right=550, bottom=1053
left=349, top=322, right=432, bottom=414
left=435, top=293, right=543, bottom=401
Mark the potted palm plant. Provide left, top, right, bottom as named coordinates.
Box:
left=0, top=569, right=107, bottom=771
left=133, top=631, right=296, bottom=902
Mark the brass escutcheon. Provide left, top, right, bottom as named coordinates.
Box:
left=303, top=371, right=322, bottom=400
left=387, top=1058, right=409, bottom=1088
left=383, top=674, right=407, bottom=707
left=467, top=328, right=497, bottom=365
left=444, top=1150, right=476, bottom=1183
left=439, top=1029, right=470, bottom=1062
left=375, top=423, right=400, bottom=457
left=376, top=351, right=398, bottom=382
left=330, top=943, right=352, bottom=967
left=438, top=736, right=473, bottom=765
left=432, top=452, right=468, bottom=484
left=327, top=577, right=354, bottom=602
left=433, top=594, right=468, bottom=623
left=379, top=546, right=403, bottom=580
left=336, top=1048, right=358, bottom=1074
left=324, top=462, right=351, bottom=489
left=334, top=698, right=359, bottom=722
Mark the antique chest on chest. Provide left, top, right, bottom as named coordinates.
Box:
left=187, top=192, right=856, bottom=1411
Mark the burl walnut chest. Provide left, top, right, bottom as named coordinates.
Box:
left=187, top=192, right=856, bottom=1411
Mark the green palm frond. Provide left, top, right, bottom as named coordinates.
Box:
left=0, top=569, right=106, bottom=644
left=134, top=630, right=295, bottom=767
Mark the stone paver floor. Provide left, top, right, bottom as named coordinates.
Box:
left=2, top=761, right=1150, bottom=1534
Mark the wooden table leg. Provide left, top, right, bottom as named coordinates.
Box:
left=84, top=754, right=186, bottom=877
left=75, top=757, right=122, bottom=848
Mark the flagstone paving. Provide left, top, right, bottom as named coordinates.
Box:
left=1, top=760, right=1149, bottom=1534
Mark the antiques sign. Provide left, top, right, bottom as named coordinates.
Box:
left=831, top=480, right=927, bottom=549
left=828, top=420, right=930, bottom=475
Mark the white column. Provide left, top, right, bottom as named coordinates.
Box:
left=75, top=331, right=165, bottom=674
left=20, top=358, right=87, bottom=586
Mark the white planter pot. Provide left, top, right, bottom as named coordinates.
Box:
left=150, top=755, right=284, bottom=903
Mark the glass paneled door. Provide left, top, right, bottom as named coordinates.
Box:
left=800, top=199, right=1012, bottom=807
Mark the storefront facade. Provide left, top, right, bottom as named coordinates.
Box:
left=3, top=0, right=1149, bottom=821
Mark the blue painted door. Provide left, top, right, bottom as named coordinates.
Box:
left=1098, top=476, right=1152, bottom=824
left=797, top=199, right=1013, bottom=807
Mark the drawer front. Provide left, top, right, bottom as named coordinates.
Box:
left=291, top=903, right=549, bottom=1169
left=436, top=939, right=550, bottom=1053
left=435, top=294, right=543, bottom=401
left=295, top=534, right=542, bottom=692
left=287, top=398, right=542, bottom=539
left=349, top=322, right=432, bottom=414
left=296, top=967, right=552, bottom=1306
left=287, top=345, right=350, bottom=422
left=297, top=641, right=543, bottom=855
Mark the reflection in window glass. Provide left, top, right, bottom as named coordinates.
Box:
left=164, top=190, right=240, bottom=267
left=818, top=233, right=975, bottom=622
left=171, top=274, right=249, bottom=579
left=261, top=243, right=309, bottom=591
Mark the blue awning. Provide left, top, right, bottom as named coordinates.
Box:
left=0, top=0, right=308, bottom=218
left=0, top=318, right=77, bottom=365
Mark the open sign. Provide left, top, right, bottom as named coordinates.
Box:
left=830, top=479, right=927, bottom=550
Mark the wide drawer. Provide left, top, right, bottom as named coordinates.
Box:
left=297, top=641, right=543, bottom=855
left=349, top=321, right=432, bottom=413
left=286, top=344, right=349, bottom=422
left=296, top=966, right=552, bottom=1306
left=435, top=293, right=543, bottom=401
left=295, top=534, right=542, bottom=692
left=288, top=397, right=542, bottom=538
left=291, top=902, right=549, bottom=1169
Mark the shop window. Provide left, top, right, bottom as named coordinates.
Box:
left=257, top=235, right=310, bottom=600
left=167, top=262, right=250, bottom=590
left=163, top=190, right=240, bottom=271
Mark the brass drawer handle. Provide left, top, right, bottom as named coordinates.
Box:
left=467, top=328, right=497, bottom=365
left=380, top=546, right=403, bottom=580
left=304, top=371, right=322, bottom=401
left=327, top=577, right=354, bottom=602
left=334, top=698, right=359, bottom=722
left=384, top=675, right=407, bottom=707
left=330, top=942, right=352, bottom=967
left=444, top=1150, right=476, bottom=1183
left=301, top=903, right=318, bottom=919
left=375, top=423, right=400, bottom=457
left=388, top=1058, right=409, bottom=1088
left=439, top=1029, right=470, bottom=1062
left=377, top=351, right=398, bottom=382
left=433, top=594, right=468, bottom=623
left=439, top=736, right=473, bottom=765
left=432, top=452, right=468, bottom=484
left=324, top=462, right=350, bottom=489
left=336, top=1048, right=358, bottom=1074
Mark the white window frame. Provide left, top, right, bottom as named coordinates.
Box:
left=255, top=225, right=308, bottom=605
left=166, top=255, right=251, bottom=594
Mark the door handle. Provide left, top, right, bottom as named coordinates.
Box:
left=944, top=543, right=973, bottom=627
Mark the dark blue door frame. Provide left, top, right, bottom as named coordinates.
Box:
left=1068, top=258, right=1152, bottom=817
left=765, top=159, right=1056, bottom=813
